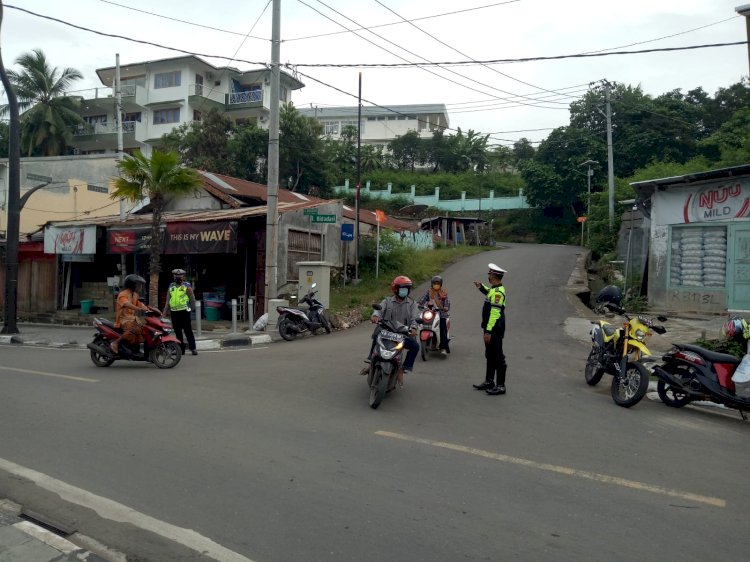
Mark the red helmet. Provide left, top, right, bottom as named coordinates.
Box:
left=391, top=275, right=413, bottom=295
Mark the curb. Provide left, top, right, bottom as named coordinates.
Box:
left=0, top=335, right=22, bottom=344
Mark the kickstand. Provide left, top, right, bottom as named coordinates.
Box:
left=740, top=410, right=748, bottom=421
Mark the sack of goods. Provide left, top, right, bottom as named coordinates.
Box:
left=731, top=355, right=750, bottom=398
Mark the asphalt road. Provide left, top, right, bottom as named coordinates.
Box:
left=1, top=243, right=749, bottom=562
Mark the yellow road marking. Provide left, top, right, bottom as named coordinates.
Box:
left=0, top=366, right=99, bottom=383
left=376, top=431, right=725, bottom=508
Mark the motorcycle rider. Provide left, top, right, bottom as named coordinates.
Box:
left=111, top=274, right=150, bottom=355
left=163, top=268, right=197, bottom=356
left=473, top=263, right=508, bottom=395
left=363, top=275, right=421, bottom=388
left=417, top=275, right=451, bottom=354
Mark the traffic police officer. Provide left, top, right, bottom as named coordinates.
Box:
left=163, top=268, right=198, bottom=355
left=473, top=263, right=507, bottom=395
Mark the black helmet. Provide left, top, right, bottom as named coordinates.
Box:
left=431, top=275, right=443, bottom=285
left=596, top=285, right=623, bottom=306
left=123, top=274, right=146, bottom=292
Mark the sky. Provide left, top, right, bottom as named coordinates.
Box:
left=1, top=0, right=748, bottom=148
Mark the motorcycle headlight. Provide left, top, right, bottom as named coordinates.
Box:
left=635, top=329, right=646, bottom=341
left=423, top=311, right=434, bottom=321
left=380, top=349, right=396, bottom=360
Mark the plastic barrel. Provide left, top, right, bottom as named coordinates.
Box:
left=80, top=299, right=94, bottom=314
left=205, top=306, right=221, bottom=321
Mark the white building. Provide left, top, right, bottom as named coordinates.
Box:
left=298, top=104, right=449, bottom=149
left=70, top=55, right=304, bottom=155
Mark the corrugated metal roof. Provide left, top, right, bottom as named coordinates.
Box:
left=299, top=104, right=448, bottom=118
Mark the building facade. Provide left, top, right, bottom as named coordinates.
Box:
left=70, top=55, right=304, bottom=155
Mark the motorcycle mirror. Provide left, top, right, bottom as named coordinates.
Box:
left=653, top=326, right=667, bottom=334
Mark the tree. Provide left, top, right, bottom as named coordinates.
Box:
left=3, top=49, right=83, bottom=156
left=389, top=130, right=423, bottom=171
left=111, top=150, right=202, bottom=305
left=360, top=144, right=385, bottom=172
left=160, top=109, right=234, bottom=173
left=279, top=103, right=327, bottom=192
left=512, top=138, right=535, bottom=163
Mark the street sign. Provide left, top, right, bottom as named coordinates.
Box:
left=303, top=208, right=318, bottom=216
left=26, top=172, right=53, bottom=183
left=311, top=214, right=337, bottom=223
left=375, top=209, right=385, bottom=223
left=341, top=223, right=354, bottom=241
left=577, top=216, right=587, bottom=223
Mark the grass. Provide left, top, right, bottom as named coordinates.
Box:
left=329, top=245, right=491, bottom=321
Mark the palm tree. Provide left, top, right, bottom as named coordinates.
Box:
left=4, top=49, right=83, bottom=156
left=111, top=150, right=202, bottom=305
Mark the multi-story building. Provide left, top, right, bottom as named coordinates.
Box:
left=70, top=55, right=304, bottom=155
left=298, top=104, right=449, bottom=149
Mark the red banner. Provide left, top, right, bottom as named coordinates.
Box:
left=108, top=226, right=155, bottom=254
left=165, top=221, right=238, bottom=254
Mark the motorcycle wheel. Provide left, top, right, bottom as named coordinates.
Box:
left=611, top=361, right=650, bottom=408
left=278, top=318, right=297, bottom=341
left=420, top=338, right=429, bottom=362
left=584, top=348, right=604, bottom=386
left=321, top=312, right=332, bottom=334
left=150, top=341, right=182, bottom=369
left=90, top=339, right=115, bottom=368
left=369, top=366, right=387, bottom=409
left=656, top=380, right=692, bottom=408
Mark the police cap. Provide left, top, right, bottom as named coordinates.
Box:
left=488, top=263, right=507, bottom=275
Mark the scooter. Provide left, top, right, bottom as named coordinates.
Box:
left=649, top=317, right=750, bottom=419
left=365, top=303, right=409, bottom=409
left=277, top=283, right=332, bottom=341
left=418, top=301, right=450, bottom=361
left=86, top=307, right=183, bottom=369
left=584, top=303, right=667, bottom=407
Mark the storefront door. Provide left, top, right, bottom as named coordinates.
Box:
left=728, top=222, right=750, bottom=311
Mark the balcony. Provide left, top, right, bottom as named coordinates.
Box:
left=187, top=83, right=226, bottom=109
left=226, top=89, right=263, bottom=110
left=71, top=120, right=144, bottom=151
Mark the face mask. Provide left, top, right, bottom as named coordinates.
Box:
left=398, top=287, right=409, bottom=298
left=432, top=284, right=441, bottom=290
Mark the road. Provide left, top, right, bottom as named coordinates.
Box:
left=1, top=243, right=749, bottom=562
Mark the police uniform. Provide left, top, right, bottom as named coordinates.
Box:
left=474, top=263, right=507, bottom=395
left=164, top=269, right=197, bottom=355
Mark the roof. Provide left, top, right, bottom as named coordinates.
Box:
left=421, top=216, right=486, bottom=225
left=630, top=164, right=750, bottom=195
left=299, top=104, right=448, bottom=120
left=342, top=205, right=417, bottom=232
left=197, top=171, right=331, bottom=208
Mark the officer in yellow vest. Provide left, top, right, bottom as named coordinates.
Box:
left=163, top=268, right=197, bottom=355
left=473, top=263, right=507, bottom=395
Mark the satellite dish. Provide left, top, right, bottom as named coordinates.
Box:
left=398, top=204, right=428, bottom=215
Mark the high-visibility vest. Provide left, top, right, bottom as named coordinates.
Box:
left=169, top=283, right=190, bottom=311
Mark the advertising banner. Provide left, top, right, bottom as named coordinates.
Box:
left=107, top=226, right=156, bottom=254
left=654, top=178, right=750, bottom=224
left=165, top=221, right=238, bottom=254
left=44, top=225, right=97, bottom=255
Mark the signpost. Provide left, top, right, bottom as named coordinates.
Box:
left=303, top=208, right=318, bottom=216
left=577, top=216, right=587, bottom=247
left=341, top=224, right=354, bottom=286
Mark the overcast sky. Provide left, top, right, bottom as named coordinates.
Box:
left=2, top=0, right=748, bottom=148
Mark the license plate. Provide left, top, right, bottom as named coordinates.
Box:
left=380, top=330, right=404, bottom=342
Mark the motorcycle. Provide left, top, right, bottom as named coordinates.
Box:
left=365, top=303, right=409, bottom=409
left=647, top=317, right=750, bottom=419
left=86, top=307, right=183, bottom=369
left=277, top=282, right=332, bottom=341
left=584, top=303, right=667, bottom=407
left=418, top=301, right=450, bottom=361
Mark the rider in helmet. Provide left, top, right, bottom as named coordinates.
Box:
left=111, top=273, right=150, bottom=355
left=417, top=274, right=451, bottom=353
left=362, top=275, right=421, bottom=387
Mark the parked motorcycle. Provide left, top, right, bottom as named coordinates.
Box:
left=418, top=301, right=450, bottom=361
left=647, top=317, right=750, bottom=419
left=86, top=307, right=182, bottom=369
left=277, top=283, right=332, bottom=341
left=584, top=303, right=667, bottom=407
left=365, top=303, right=409, bottom=409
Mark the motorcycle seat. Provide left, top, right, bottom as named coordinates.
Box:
left=676, top=343, right=742, bottom=365
left=602, top=324, right=618, bottom=337
left=96, top=318, right=123, bottom=333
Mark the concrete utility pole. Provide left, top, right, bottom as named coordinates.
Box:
left=736, top=4, right=750, bottom=77
left=0, top=0, right=22, bottom=334
left=355, top=72, right=362, bottom=282
left=581, top=159, right=598, bottom=246
left=604, top=81, right=615, bottom=231
left=115, top=53, right=127, bottom=282
left=264, top=0, right=281, bottom=311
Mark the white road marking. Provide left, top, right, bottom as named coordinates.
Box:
left=376, top=431, right=726, bottom=508
left=0, top=457, right=255, bottom=562
left=0, top=366, right=99, bottom=383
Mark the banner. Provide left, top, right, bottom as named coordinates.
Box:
left=165, top=221, right=238, bottom=254
left=44, top=225, right=97, bottom=255
left=108, top=226, right=156, bottom=254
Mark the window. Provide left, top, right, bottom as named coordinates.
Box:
left=287, top=229, right=322, bottom=281
left=323, top=121, right=339, bottom=136
left=153, top=108, right=180, bottom=124
left=193, top=110, right=202, bottom=121
left=83, top=115, right=107, bottom=125
left=669, top=225, right=727, bottom=288
left=154, top=71, right=181, bottom=89
left=280, top=86, right=288, bottom=102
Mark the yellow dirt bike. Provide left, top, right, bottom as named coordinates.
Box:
left=584, top=303, right=667, bottom=407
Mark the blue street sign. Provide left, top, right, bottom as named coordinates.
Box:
left=341, top=223, right=354, bottom=241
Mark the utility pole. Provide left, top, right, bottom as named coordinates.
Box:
left=581, top=159, right=598, bottom=246
left=355, top=72, right=362, bottom=281
left=1, top=1, right=21, bottom=334
left=604, top=81, right=615, bottom=231
left=264, top=0, right=281, bottom=312
left=736, top=4, right=750, bottom=77
left=115, top=53, right=127, bottom=282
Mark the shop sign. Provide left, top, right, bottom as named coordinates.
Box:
left=684, top=180, right=750, bottom=223
left=44, top=225, right=97, bottom=255
left=165, top=221, right=238, bottom=254
left=108, top=226, right=156, bottom=254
